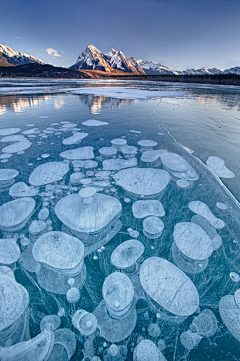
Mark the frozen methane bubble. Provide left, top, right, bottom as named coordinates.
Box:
left=148, top=323, right=161, bottom=338
left=180, top=330, right=203, bottom=351
left=0, top=265, right=15, bottom=279
left=113, top=168, right=171, bottom=199
left=53, top=328, right=76, bottom=360
left=63, top=132, right=88, bottom=145
left=9, top=182, right=39, bottom=197
left=206, top=156, right=235, bottom=178
left=0, top=238, right=20, bottom=265
left=0, top=168, right=19, bottom=186
left=78, top=160, right=98, bottom=169
left=0, top=327, right=54, bottom=361
left=111, top=239, right=145, bottom=270
left=0, top=197, right=35, bottom=231
left=191, top=215, right=222, bottom=251
left=102, top=157, right=137, bottom=171
left=121, top=144, right=138, bottom=155
left=102, top=272, right=134, bottom=317
left=133, top=339, right=167, bottom=361
left=160, top=152, right=199, bottom=181
left=216, top=202, right=228, bottom=210
left=40, top=315, right=61, bottom=332
left=0, top=128, right=21, bottom=136
left=55, top=193, right=122, bottom=239
left=32, top=231, right=84, bottom=271
left=234, top=289, right=240, bottom=308
left=79, top=186, right=97, bottom=198
left=60, top=146, right=94, bottom=160
left=132, top=200, right=165, bottom=219
left=111, top=138, right=127, bottom=149
left=188, top=200, right=225, bottom=229
left=82, top=119, right=109, bottom=126
left=72, top=309, right=98, bottom=336
left=66, top=287, right=80, bottom=303
left=173, top=222, right=213, bottom=261
left=143, top=216, right=164, bottom=239
left=1, top=135, right=32, bottom=154
left=140, top=257, right=199, bottom=317
left=38, top=207, right=50, bottom=221
left=137, top=140, right=158, bottom=148
left=176, top=179, right=190, bottom=188
left=99, top=147, right=117, bottom=157
left=29, top=161, right=69, bottom=186
left=219, top=295, right=240, bottom=342
left=140, top=150, right=164, bottom=163
left=69, top=172, right=85, bottom=185
left=189, top=309, right=218, bottom=337
left=0, top=275, right=29, bottom=332
left=229, top=272, right=240, bottom=282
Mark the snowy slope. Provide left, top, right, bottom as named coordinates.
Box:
left=137, top=59, right=179, bottom=75
left=0, top=44, right=45, bottom=66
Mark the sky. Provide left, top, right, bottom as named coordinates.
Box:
left=1, top=0, right=240, bottom=70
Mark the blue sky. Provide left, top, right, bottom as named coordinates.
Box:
left=1, top=0, right=239, bottom=70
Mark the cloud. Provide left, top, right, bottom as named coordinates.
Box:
left=14, top=36, right=22, bottom=39
left=45, top=47, right=61, bottom=58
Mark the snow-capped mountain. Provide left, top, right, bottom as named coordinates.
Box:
left=0, top=44, right=45, bottom=66
left=70, top=45, right=145, bottom=75
left=137, top=59, right=179, bottom=75
left=178, top=67, right=222, bottom=75
left=224, top=66, right=240, bottom=75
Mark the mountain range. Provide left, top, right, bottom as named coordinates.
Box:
left=0, top=43, right=240, bottom=76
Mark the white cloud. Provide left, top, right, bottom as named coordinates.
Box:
left=45, top=47, right=61, bottom=58
left=14, top=36, right=22, bottom=40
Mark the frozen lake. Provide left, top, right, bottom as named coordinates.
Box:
left=0, top=79, right=240, bottom=360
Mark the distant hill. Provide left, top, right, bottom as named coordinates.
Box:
left=0, top=44, right=45, bottom=66
left=70, top=44, right=145, bottom=75
left=0, top=63, right=90, bottom=79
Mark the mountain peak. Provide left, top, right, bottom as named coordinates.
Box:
left=70, top=45, right=146, bottom=75
left=0, top=43, right=45, bottom=66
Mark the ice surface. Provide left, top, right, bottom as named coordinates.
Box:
left=173, top=222, right=213, bottom=261
left=71, top=87, right=185, bottom=100
left=62, top=132, right=88, bottom=145
left=188, top=200, right=225, bottom=229
left=29, top=161, right=69, bottom=186
left=0, top=238, right=20, bottom=265
left=60, top=146, right=94, bottom=160
left=9, top=181, right=39, bottom=197
left=0, top=197, right=35, bottom=231
left=102, top=157, right=137, bottom=170
left=206, top=156, right=235, bottom=178
left=81, top=119, right=109, bottom=126
left=140, top=257, right=199, bottom=316
left=32, top=231, right=84, bottom=270
left=113, top=168, right=171, bottom=198
left=133, top=339, right=167, bottom=361
left=132, top=200, right=165, bottom=219
left=143, top=216, right=164, bottom=239
left=55, top=193, right=122, bottom=235
left=0, top=275, right=29, bottom=332
left=111, top=239, right=144, bottom=269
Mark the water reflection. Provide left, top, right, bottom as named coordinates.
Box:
left=0, top=94, right=50, bottom=115
left=78, top=94, right=132, bottom=114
